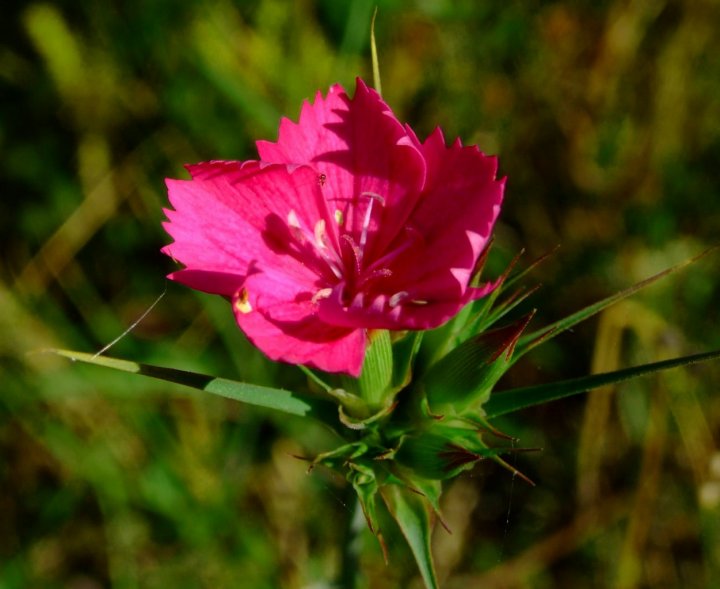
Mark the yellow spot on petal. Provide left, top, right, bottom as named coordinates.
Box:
left=234, top=288, right=252, bottom=314
left=334, top=209, right=344, bottom=225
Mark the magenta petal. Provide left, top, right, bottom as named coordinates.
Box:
left=168, top=269, right=245, bottom=297
left=236, top=308, right=366, bottom=376
left=390, top=128, right=504, bottom=301
left=162, top=78, right=507, bottom=374
left=313, top=128, right=504, bottom=333
left=256, top=84, right=349, bottom=166
left=234, top=272, right=366, bottom=376
left=257, top=79, right=427, bottom=260
left=164, top=162, right=334, bottom=288
left=317, top=284, right=478, bottom=332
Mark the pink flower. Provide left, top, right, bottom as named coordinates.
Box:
left=163, top=79, right=504, bottom=376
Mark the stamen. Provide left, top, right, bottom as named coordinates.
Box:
left=358, top=192, right=385, bottom=262
left=358, top=268, right=392, bottom=290
left=341, top=234, right=362, bottom=277
left=389, top=291, right=409, bottom=308
left=287, top=210, right=305, bottom=242
left=234, top=287, right=252, bottom=314
left=314, top=219, right=327, bottom=249
left=360, top=191, right=386, bottom=205
left=334, top=209, right=344, bottom=226
left=317, top=249, right=344, bottom=280
left=287, top=210, right=301, bottom=229
left=314, top=223, right=345, bottom=279
left=326, top=262, right=343, bottom=280
left=311, top=288, right=333, bottom=304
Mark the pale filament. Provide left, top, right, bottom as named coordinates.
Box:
left=358, top=191, right=385, bottom=263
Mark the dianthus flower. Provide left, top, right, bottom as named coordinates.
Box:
left=163, top=79, right=504, bottom=375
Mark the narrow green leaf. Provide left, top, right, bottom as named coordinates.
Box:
left=370, top=7, right=382, bottom=95
left=470, top=284, right=541, bottom=337
left=515, top=248, right=716, bottom=359
left=484, top=348, right=720, bottom=418
left=51, top=349, right=335, bottom=421
left=382, top=485, right=439, bottom=589
left=503, top=245, right=559, bottom=290
left=298, top=365, right=333, bottom=393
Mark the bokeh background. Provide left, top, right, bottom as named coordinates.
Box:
left=2, top=0, right=720, bottom=587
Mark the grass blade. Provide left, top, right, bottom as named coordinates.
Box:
left=515, top=248, right=716, bottom=358
left=370, top=7, right=382, bottom=95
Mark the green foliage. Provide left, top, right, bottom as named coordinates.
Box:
left=50, top=252, right=720, bottom=588
left=3, top=1, right=720, bottom=588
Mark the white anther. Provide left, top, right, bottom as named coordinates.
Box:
left=312, top=288, right=333, bottom=304
left=360, top=191, right=386, bottom=205
left=287, top=210, right=301, bottom=229
left=287, top=210, right=305, bottom=242
left=314, top=219, right=327, bottom=249
left=388, top=291, right=409, bottom=308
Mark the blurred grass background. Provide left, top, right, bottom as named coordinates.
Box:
left=2, top=0, right=720, bottom=587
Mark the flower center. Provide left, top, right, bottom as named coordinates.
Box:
left=285, top=191, right=422, bottom=312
